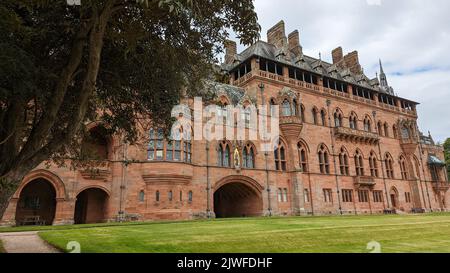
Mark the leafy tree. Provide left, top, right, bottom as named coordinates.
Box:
left=0, top=0, right=260, bottom=219
left=444, top=138, right=450, bottom=180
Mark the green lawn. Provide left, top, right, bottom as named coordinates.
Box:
left=32, top=213, right=450, bottom=253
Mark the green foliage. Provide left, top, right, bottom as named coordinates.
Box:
left=444, top=138, right=450, bottom=179
left=0, top=0, right=260, bottom=181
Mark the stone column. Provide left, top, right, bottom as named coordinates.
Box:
left=0, top=198, right=18, bottom=226
left=53, top=198, right=74, bottom=225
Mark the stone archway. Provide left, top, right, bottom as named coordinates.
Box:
left=213, top=176, right=263, bottom=218
left=15, top=178, right=57, bottom=226
left=74, top=187, right=109, bottom=224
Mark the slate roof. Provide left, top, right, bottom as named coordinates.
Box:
left=223, top=40, right=418, bottom=104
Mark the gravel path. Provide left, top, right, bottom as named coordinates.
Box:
left=0, top=231, right=60, bottom=253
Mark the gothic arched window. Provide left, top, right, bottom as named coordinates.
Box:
left=242, top=143, right=255, bottom=169
left=300, top=104, right=306, bottom=122
left=334, top=110, right=343, bottom=127
left=349, top=113, right=358, bottom=130
left=378, top=121, right=383, bottom=136
left=292, top=99, right=298, bottom=116
left=355, top=150, right=365, bottom=176
left=401, top=126, right=410, bottom=139
left=384, top=123, right=389, bottom=137
left=363, top=117, right=372, bottom=132
left=274, top=141, right=287, bottom=171
left=218, top=141, right=231, bottom=167
left=393, top=125, right=398, bottom=139
left=312, top=107, right=318, bottom=125
left=400, top=156, right=408, bottom=180
left=281, top=99, right=291, bottom=117
left=320, top=109, right=327, bottom=126
left=318, top=144, right=330, bottom=174
left=369, top=152, right=379, bottom=177
left=385, top=154, right=395, bottom=179
left=298, top=142, right=308, bottom=172
left=139, top=190, right=145, bottom=202
left=339, top=148, right=350, bottom=176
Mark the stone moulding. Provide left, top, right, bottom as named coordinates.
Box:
left=79, top=168, right=111, bottom=181
left=142, top=174, right=192, bottom=185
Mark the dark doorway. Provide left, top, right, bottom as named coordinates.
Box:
left=74, top=188, right=109, bottom=224
left=214, top=182, right=263, bottom=218
left=15, top=179, right=56, bottom=226
left=390, top=194, right=397, bottom=208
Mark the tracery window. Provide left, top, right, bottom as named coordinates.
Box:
left=385, top=154, right=395, bottom=179
left=148, top=128, right=192, bottom=163
left=349, top=113, right=358, bottom=130
left=218, top=141, right=231, bottom=167
left=318, top=144, right=330, bottom=174
left=355, top=150, right=365, bottom=176
left=242, top=143, right=255, bottom=169
left=363, top=117, right=372, bottom=132
left=339, top=148, right=350, bottom=176
left=400, top=156, right=408, bottom=180
left=281, top=99, right=291, bottom=117
left=369, top=152, right=379, bottom=177
left=274, top=141, right=287, bottom=171
left=298, top=142, right=308, bottom=172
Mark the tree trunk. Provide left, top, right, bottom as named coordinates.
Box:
left=0, top=170, right=27, bottom=221
left=0, top=0, right=116, bottom=222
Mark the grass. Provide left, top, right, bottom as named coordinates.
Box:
left=30, top=213, right=450, bottom=253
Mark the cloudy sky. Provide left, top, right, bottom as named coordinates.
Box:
left=233, top=0, right=450, bottom=143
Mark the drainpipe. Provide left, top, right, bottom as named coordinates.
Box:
left=259, top=82, right=272, bottom=216
left=118, top=137, right=128, bottom=222
left=326, top=99, right=342, bottom=215
left=416, top=123, right=433, bottom=212
left=206, top=141, right=211, bottom=218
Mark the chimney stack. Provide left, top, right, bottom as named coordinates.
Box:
left=224, top=40, right=237, bottom=64
left=343, top=50, right=362, bottom=75
left=267, top=20, right=287, bottom=49
left=332, top=47, right=343, bottom=64
left=288, top=30, right=302, bottom=57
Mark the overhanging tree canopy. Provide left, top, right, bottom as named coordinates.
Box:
left=0, top=0, right=260, bottom=219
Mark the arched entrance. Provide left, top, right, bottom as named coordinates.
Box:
left=390, top=187, right=399, bottom=209
left=74, top=188, right=109, bottom=224
left=15, top=178, right=56, bottom=226
left=213, top=177, right=263, bottom=218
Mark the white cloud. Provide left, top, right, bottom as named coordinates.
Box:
left=235, top=0, right=450, bottom=142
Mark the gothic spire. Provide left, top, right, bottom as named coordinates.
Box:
left=379, top=59, right=388, bottom=88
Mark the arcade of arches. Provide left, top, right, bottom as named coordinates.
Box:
left=10, top=176, right=109, bottom=226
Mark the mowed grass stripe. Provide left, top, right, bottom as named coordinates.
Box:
left=36, top=213, right=450, bottom=253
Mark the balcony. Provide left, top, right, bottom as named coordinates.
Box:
left=432, top=182, right=450, bottom=192
left=400, top=138, right=419, bottom=154
left=334, top=127, right=379, bottom=145
left=279, top=116, right=303, bottom=141
left=354, top=176, right=376, bottom=188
